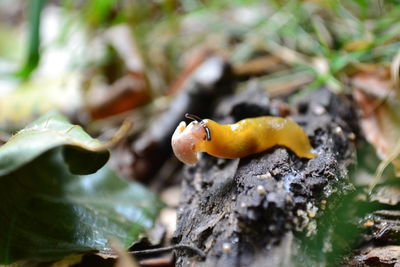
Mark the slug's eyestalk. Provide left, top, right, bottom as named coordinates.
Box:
left=184, top=113, right=202, bottom=122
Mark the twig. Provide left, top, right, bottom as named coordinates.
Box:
left=129, top=244, right=206, bottom=259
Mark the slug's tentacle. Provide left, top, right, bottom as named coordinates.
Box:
left=203, top=126, right=211, bottom=141
left=185, top=113, right=202, bottom=122
left=171, top=115, right=316, bottom=165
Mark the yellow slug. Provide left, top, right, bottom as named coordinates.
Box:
left=171, top=113, right=316, bottom=165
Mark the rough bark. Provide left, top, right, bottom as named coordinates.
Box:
left=173, top=87, right=358, bottom=267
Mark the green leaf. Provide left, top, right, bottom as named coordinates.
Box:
left=0, top=114, right=164, bottom=264
left=0, top=112, right=110, bottom=176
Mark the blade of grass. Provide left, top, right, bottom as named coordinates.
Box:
left=16, top=0, right=45, bottom=80
left=369, top=138, right=400, bottom=193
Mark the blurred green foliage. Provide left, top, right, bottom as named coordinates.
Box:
left=3, top=0, right=400, bottom=89
left=0, top=113, right=163, bottom=264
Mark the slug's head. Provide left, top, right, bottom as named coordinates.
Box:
left=171, top=114, right=211, bottom=165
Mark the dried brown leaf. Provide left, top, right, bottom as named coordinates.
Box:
left=87, top=74, right=150, bottom=119
left=352, top=68, right=400, bottom=178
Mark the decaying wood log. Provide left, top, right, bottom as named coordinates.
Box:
left=173, top=87, right=358, bottom=267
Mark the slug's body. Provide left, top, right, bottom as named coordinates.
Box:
left=172, top=114, right=315, bottom=165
